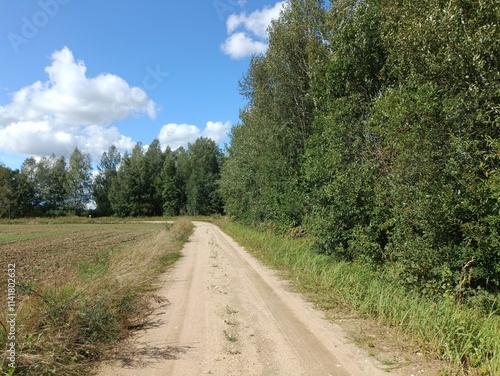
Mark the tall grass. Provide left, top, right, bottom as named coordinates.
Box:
left=218, top=219, right=499, bottom=376
left=0, top=218, right=193, bottom=375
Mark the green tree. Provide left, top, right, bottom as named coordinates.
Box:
left=304, top=0, right=385, bottom=258
left=8, top=169, right=36, bottom=218
left=220, top=121, right=261, bottom=223
left=222, top=0, right=500, bottom=294
left=172, top=147, right=190, bottom=214
left=0, top=164, right=10, bottom=218
left=65, top=148, right=93, bottom=215
left=371, top=0, right=500, bottom=291
left=141, top=139, right=165, bottom=216
left=222, top=0, right=327, bottom=229
left=20, top=157, right=41, bottom=211
left=160, top=147, right=183, bottom=216
left=94, top=145, right=121, bottom=216
left=34, top=154, right=67, bottom=215
left=185, top=138, right=223, bottom=215
left=109, top=143, right=144, bottom=217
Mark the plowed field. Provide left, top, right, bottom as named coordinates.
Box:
left=0, top=222, right=161, bottom=288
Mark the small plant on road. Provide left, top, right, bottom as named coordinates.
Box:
left=223, top=330, right=238, bottom=343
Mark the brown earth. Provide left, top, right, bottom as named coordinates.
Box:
left=96, top=222, right=442, bottom=376
left=0, top=223, right=158, bottom=289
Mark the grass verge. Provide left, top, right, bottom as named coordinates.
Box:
left=215, top=218, right=499, bottom=376
left=0, top=218, right=193, bottom=375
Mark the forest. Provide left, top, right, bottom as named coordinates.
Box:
left=0, top=137, right=224, bottom=218
left=1, top=0, right=499, bottom=298
left=219, top=0, right=500, bottom=298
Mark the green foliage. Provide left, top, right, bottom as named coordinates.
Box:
left=36, top=154, right=68, bottom=213
left=220, top=121, right=262, bottom=223
left=0, top=163, right=10, bottom=218
left=76, top=298, right=119, bottom=344
left=65, top=148, right=93, bottom=215
left=6, top=134, right=225, bottom=219
left=106, top=138, right=223, bottom=217
left=221, top=0, right=500, bottom=301
left=304, top=99, right=375, bottom=260
left=221, top=0, right=327, bottom=230
left=109, top=143, right=148, bottom=217
left=93, top=145, right=121, bottom=217
left=184, top=137, right=224, bottom=215
left=8, top=169, right=36, bottom=218
left=141, top=139, right=165, bottom=216
left=161, top=147, right=184, bottom=216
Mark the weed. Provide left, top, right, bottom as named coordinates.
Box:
left=223, top=330, right=238, bottom=343
left=76, top=299, right=119, bottom=344
left=381, top=359, right=396, bottom=366
left=225, top=306, right=239, bottom=315
left=158, top=252, right=181, bottom=271
left=76, top=249, right=112, bottom=279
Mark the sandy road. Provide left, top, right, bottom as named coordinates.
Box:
left=97, top=222, right=394, bottom=376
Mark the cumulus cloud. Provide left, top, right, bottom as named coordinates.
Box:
left=227, top=1, right=285, bottom=38
left=221, top=1, right=286, bottom=59
left=158, top=123, right=201, bottom=150
left=0, top=46, right=156, bottom=161
left=220, top=32, right=267, bottom=59
left=203, top=121, right=232, bottom=143
left=158, top=121, right=231, bottom=150
left=0, top=121, right=135, bottom=160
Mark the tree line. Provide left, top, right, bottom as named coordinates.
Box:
left=0, top=137, right=224, bottom=218
left=219, top=0, right=500, bottom=296
left=0, top=148, right=93, bottom=218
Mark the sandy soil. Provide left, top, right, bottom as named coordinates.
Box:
left=96, top=222, right=414, bottom=376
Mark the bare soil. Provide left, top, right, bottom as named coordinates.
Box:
left=96, top=222, right=444, bottom=376
left=0, top=223, right=158, bottom=288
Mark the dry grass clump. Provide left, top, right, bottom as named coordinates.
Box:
left=0, top=219, right=193, bottom=375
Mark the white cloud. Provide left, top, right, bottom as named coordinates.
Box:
left=158, top=123, right=201, bottom=150
left=221, top=32, right=268, bottom=59
left=203, top=121, right=231, bottom=142
left=158, top=121, right=231, bottom=150
left=221, top=1, right=286, bottom=59
left=76, top=125, right=135, bottom=158
left=0, top=121, right=135, bottom=160
left=227, top=1, right=285, bottom=38
left=0, top=46, right=156, bottom=161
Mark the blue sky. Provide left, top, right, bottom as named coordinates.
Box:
left=0, top=0, right=286, bottom=169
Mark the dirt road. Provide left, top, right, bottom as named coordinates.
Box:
left=97, top=222, right=396, bottom=376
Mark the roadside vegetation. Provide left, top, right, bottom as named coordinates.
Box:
left=217, top=218, right=499, bottom=375
left=0, top=218, right=193, bottom=375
